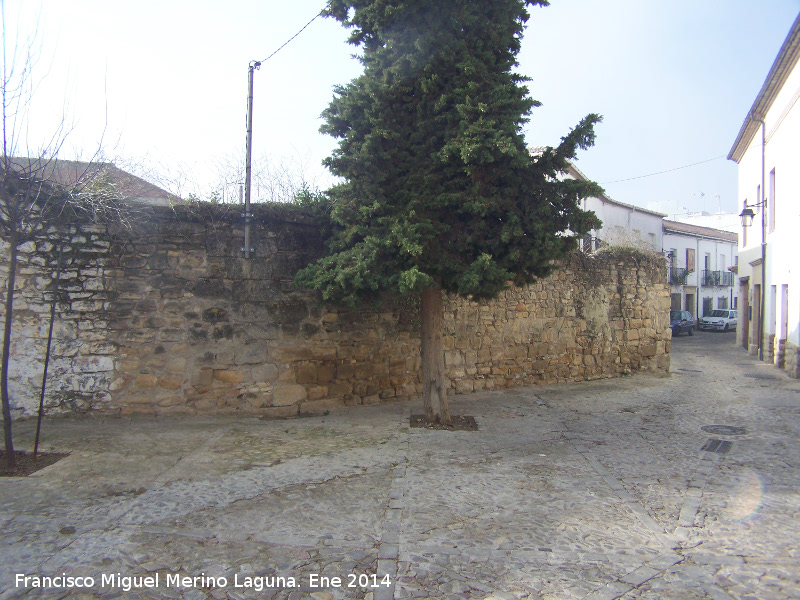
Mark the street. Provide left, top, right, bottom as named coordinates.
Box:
left=1, top=330, right=799, bottom=599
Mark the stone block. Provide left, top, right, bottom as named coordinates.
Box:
left=159, top=373, right=186, bottom=390
left=355, top=362, right=378, bottom=378
left=87, top=342, right=117, bottom=354
left=156, top=394, right=185, bottom=407
left=135, top=373, right=159, bottom=387
left=72, top=356, right=115, bottom=373
left=109, top=376, right=130, bottom=391
left=213, top=369, right=244, bottom=384
left=296, top=364, right=318, bottom=384
left=272, top=384, right=307, bottom=406
left=234, top=341, right=267, bottom=365
left=328, top=381, right=353, bottom=397
left=122, top=394, right=155, bottom=405
left=307, top=385, right=328, bottom=401
left=167, top=358, right=188, bottom=372
left=317, top=364, right=336, bottom=384
left=250, top=363, right=279, bottom=383
left=191, top=368, right=214, bottom=387
left=273, top=345, right=315, bottom=362
left=146, top=316, right=167, bottom=328
left=191, top=398, right=219, bottom=412
left=336, top=364, right=355, bottom=379
left=267, top=299, right=309, bottom=324
left=444, top=350, right=464, bottom=367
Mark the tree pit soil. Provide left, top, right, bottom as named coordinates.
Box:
left=410, top=415, right=478, bottom=431
left=0, top=451, right=69, bottom=476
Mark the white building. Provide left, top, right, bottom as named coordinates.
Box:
left=728, top=12, right=800, bottom=376
left=662, top=220, right=738, bottom=318
left=567, top=164, right=665, bottom=252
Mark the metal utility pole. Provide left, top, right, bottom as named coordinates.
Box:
left=755, top=117, right=767, bottom=362
left=243, top=60, right=261, bottom=259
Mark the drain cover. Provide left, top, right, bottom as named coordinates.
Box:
left=701, top=439, right=733, bottom=454
left=745, top=373, right=779, bottom=380
left=701, top=425, right=746, bottom=436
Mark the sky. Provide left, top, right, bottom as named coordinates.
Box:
left=5, top=0, right=800, bottom=215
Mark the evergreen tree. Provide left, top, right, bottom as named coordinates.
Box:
left=296, top=0, right=603, bottom=424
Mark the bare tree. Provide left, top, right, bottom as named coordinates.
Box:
left=0, top=2, right=129, bottom=470
left=139, top=150, right=325, bottom=204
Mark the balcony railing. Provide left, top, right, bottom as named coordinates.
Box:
left=669, top=267, right=689, bottom=286
left=701, top=270, right=720, bottom=286
left=701, top=270, right=733, bottom=287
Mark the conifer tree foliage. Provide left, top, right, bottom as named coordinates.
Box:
left=296, top=0, right=603, bottom=424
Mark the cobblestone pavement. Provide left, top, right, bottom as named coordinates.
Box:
left=2, top=331, right=799, bottom=600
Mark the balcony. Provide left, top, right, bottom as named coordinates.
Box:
left=701, top=270, right=733, bottom=287
left=669, top=267, right=689, bottom=286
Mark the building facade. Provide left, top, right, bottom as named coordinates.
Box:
left=567, top=164, right=665, bottom=252
left=662, top=220, right=738, bottom=318
left=728, top=12, right=800, bottom=376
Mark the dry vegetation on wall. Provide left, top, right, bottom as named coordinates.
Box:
left=0, top=203, right=671, bottom=419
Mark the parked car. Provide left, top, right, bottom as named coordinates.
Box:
left=698, top=309, right=738, bottom=332
left=670, top=310, right=696, bottom=336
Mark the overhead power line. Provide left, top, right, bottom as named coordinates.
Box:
left=600, top=154, right=727, bottom=184
left=258, top=9, right=326, bottom=64
left=600, top=137, right=768, bottom=185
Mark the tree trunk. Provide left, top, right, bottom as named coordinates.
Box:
left=420, top=284, right=451, bottom=425
left=1, top=232, right=18, bottom=469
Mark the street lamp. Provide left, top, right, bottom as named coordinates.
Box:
left=739, top=206, right=757, bottom=228
left=739, top=198, right=767, bottom=360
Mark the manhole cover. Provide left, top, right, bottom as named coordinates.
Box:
left=701, top=425, right=746, bottom=436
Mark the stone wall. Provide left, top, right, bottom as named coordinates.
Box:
left=782, top=341, right=800, bottom=379
left=0, top=224, right=115, bottom=415
left=1, top=204, right=671, bottom=419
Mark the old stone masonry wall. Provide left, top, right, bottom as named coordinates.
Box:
left=1, top=204, right=671, bottom=419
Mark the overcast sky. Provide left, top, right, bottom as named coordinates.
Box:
left=5, top=0, right=800, bottom=215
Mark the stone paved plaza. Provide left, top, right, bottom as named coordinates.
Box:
left=1, top=331, right=799, bottom=600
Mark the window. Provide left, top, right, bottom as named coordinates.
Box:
left=686, top=248, right=695, bottom=272
left=718, top=297, right=728, bottom=309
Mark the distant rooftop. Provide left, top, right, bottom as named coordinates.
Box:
left=6, top=158, right=178, bottom=206
left=663, top=219, right=738, bottom=243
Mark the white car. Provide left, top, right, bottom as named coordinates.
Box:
left=698, top=309, right=738, bottom=332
